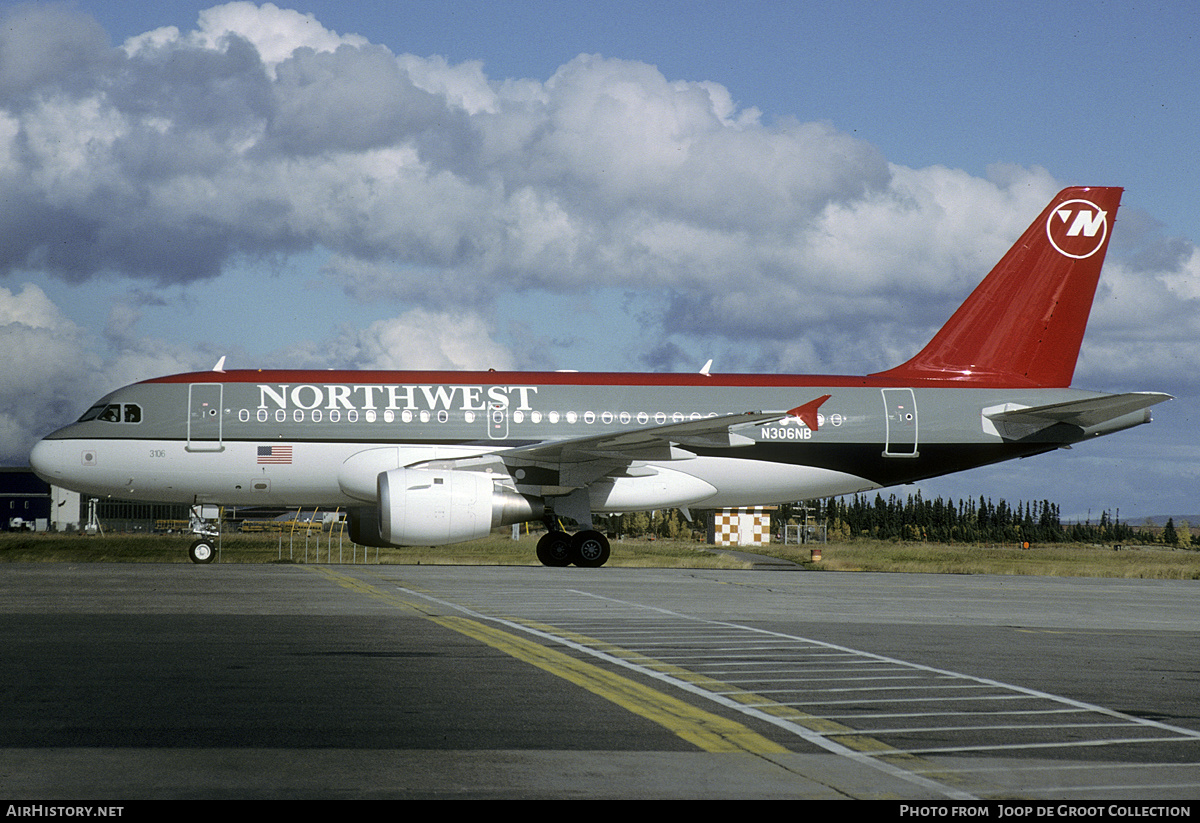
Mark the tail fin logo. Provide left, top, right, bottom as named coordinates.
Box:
left=1046, top=199, right=1108, bottom=259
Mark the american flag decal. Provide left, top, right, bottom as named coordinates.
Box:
left=257, top=445, right=292, bottom=464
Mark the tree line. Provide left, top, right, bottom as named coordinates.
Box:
left=606, top=494, right=1193, bottom=547
left=783, top=494, right=1192, bottom=547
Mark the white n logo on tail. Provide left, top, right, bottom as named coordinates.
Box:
left=1063, top=208, right=1105, bottom=237
left=1046, top=199, right=1108, bottom=259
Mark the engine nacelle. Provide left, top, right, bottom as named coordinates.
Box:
left=347, top=506, right=389, bottom=548
left=378, top=468, right=540, bottom=546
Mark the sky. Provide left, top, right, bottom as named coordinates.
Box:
left=2, top=0, right=1198, bottom=522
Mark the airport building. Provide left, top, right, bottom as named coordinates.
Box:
left=708, top=507, right=774, bottom=547
left=1, top=467, right=54, bottom=531
left=1, top=467, right=191, bottom=532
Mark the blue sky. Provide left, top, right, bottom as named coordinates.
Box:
left=79, top=0, right=1199, bottom=230
left=3, top=1, right=1199, bottom=521
left=67, top=1, right=1200, bottom=230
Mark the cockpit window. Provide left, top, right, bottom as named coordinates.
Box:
left=78, top=403, right=143, bottom=424
left=78, top=404, right=107, bottom=422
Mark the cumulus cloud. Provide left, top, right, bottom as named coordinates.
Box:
left=339, top=310, right=516, bottom=372
left=0, top=2, right=891, bottom=293
left=0, top=2, right=111, bottom=101
left=282, top=308, right=516, bottom=372
left=1, top=2, right=1197, bottom=462
left=0, top=282, right=221, bottom=462
left=0, top=283, right=101, bottom=462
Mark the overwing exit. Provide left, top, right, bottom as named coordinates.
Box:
left=29, top=187, right=1170, bottom=565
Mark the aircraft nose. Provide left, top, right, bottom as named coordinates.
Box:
left=29, top=438, right=65, bottom=484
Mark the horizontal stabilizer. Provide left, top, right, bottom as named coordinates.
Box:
left=984, top=392, right=1171, bottom=440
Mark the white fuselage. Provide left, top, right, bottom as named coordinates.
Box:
left=29, top=370, right=1151, bottom=517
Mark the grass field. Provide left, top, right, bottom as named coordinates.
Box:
left=786, top=540, right=1200, bottom=579
left=0, top=531, right=747, bottom=568
left=2, top=530, right=1199, bottom=578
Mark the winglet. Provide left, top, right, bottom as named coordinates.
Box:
left=699, top=359, right=713, bottom=377
left=787, top=394, right=832, bottom=431
left=212, top=356, right=227, bottom=373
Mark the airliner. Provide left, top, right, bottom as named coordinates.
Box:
left=29, top=187, right=1169, bottom=565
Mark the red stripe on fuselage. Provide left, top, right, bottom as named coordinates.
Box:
left=143, top=369, right=1041, bottom=390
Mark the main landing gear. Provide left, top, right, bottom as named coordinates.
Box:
left=536, top=529, right=611, bottom=568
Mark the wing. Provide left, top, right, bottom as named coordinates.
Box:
left=414, top=399, right=829, bottom=491
left=508, top=407, right=785, bottom=461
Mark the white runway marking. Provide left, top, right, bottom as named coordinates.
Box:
left=396, top=580, right=1200, bottom=799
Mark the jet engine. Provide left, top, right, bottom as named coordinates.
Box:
left=378, top=467, right=540, bottom=546
left=347, top=506, right=389, bottom=548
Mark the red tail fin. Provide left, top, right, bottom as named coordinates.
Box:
left=876, top=186, right=1122, bottom=387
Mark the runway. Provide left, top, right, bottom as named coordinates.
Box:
left=3, top=563, right=1199, bottom=799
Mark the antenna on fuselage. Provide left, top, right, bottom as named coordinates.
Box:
left=699, top=359, right=713, bottom=377
left=212, top=356, right=226, bottom=373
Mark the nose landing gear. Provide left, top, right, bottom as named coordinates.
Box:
left=187, top=504, right=220, bottom=564
left=188, top=538, right=216, bottom=564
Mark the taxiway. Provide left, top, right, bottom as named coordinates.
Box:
left=2, top=563, right=1198, bottom=799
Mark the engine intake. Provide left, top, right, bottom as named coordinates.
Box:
left=378, top=468, right=539, bottom=546
left=347, top=506, right=389, bottom=548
